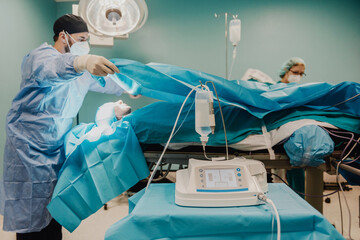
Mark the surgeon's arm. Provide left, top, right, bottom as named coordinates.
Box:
left=25, top=50, right=81, bottom=84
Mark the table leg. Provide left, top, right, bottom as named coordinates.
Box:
left=305, top=167, right=323, bottom=213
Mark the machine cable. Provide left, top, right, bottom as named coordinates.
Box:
left=205, top=81, right=229, bottom=160
left=258, top=193, right=281, bottom=240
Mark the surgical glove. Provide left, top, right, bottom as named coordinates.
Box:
left=74, top=55, right=120, bottom=76
left=114, top=100, right=131, bottom=120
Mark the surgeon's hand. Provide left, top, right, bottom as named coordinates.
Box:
left=74, top=55, right=120, bottom=76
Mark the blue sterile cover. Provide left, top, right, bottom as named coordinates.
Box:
left=283, top=125, right=334, bottom=167
left=123, top=103, right=360, bottom=146
left=105, top=183, right=345, bottom=240
left=109, top=59, right=360, bottom=118
left=47, top=120, right=150, bottom=232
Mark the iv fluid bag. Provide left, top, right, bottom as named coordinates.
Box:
left=195, top=89, right=212, bottom=137
left=229, top=19, right=241, bottom=44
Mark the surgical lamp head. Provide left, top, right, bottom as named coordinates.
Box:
left=78, top=0, right=148, bottom=37
left=279, top=57, right=306, bottom=78
left=53, top=14, right=89, bottom=41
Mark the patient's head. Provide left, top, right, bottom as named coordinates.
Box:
left=279, top=57, right=306, bottom=84
left=114, top=100, right=132, bottom=120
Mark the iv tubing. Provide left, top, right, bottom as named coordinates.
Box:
left=205, top=81, right=229, bottom=160
left=228, top=46, right=237, bottom=80
left=146, top=84, right=202, bottom=190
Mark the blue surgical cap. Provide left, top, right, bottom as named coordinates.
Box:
left=279, top=57, right=306, bottom=78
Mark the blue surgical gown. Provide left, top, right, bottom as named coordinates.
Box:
left=0, top=43, right=123, bottom=233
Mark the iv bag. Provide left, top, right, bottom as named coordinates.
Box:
left=195, top=89, right=212, bottom=140
left=229, top=19, right=241, bottom=45
left=78, top=0, right=148, bottom=37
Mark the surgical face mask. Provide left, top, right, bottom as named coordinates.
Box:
left=287, top=74, right=301, bottom=83
left=70, top=41, right=90, bottom=56
left=65, top=32, right=90, bottom=56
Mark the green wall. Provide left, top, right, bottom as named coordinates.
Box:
left=1, top=0, right=359, bottom=177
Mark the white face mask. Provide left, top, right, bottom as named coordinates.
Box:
left=65, top=31, right=90, bottom=56
left=287, top=74, right=301, bottom=83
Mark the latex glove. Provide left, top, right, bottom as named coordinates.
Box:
left=114, top=100, right=131, bottom=120
left=74, top=55, right=120, bottom=76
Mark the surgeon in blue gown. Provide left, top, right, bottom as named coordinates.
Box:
left=0, top=14, right=124, bottom=239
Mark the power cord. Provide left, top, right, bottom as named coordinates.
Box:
left=271, top=173, right=339, bottom=198
left=336, top=160, right=353, bottom=239
left=258, top=193, right=281, bottom=240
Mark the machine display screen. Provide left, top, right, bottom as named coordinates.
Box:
left=204, top=169, right=237, bottom=188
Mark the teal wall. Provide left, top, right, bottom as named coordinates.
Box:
left=1, top=0, right=359, bottom=177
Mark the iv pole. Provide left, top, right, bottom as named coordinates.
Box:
left=225, top=13, right=228, bottom=80
left=215, top=12, right=229, bottom=80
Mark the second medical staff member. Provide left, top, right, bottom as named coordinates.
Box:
left=279, top=57, right=306, bottom=196
left=0, top=14, right=124, bottom=239
left=279, top=57, right=306, bottom=83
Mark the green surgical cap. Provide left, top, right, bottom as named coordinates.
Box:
left=279, top=57, right=306, bottom=78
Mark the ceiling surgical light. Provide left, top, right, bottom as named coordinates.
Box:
left=78, top=0, right=148, bottom=37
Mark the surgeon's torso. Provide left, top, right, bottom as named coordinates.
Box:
left=6, top=43, right=92, bottom=150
